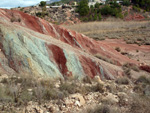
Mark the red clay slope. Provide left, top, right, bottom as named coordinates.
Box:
left=1, top=8, right=148, bottom=79
left=0, top=9, right=139, bottom=65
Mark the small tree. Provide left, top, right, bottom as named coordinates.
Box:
left=98, top=13, right=102, bottom=20
left=39, top=1, right=46, bottom=7
left=95, top=2, right=100, bottom=8
left=90, top=5, right=94, bottom=13
left=94, top=13, right=97, bottom=21
left=78, top=0, right=89, bottom=16
left=89, top=15, right=93, bottom=21
left=122, top=0, right=131, bottom=6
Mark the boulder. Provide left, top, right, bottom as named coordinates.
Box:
left=70, top=93, right=85, bottom=106
left=102, top=93, right=119, bottom=104
left=0, top=74, right=8, bottom=83
left=94, top=75, right=105, bottom=84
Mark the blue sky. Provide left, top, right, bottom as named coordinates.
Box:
left=0, top=0, right=47, bottom=9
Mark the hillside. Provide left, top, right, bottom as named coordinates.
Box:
left=0, top=8, right=150, bottom=113
left=13, top=5, right=80, bottom=25
left=12, top=0, right=150, bottom=25
left=0, top=8, right=123, bottom=79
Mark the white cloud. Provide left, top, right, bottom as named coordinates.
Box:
left=0, top=0, right=47, bottom=9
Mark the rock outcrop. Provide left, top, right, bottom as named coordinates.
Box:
left=0, top=9, right=140, bottom=79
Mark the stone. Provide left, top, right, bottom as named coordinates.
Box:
left=27, top=89, right=33, bottom=92
left=0, top=74, right=8, bottom=82
left=70, top=93, right=85, bottom=106
left=102, top=93, right=119, bottom=104
left=94, top=75, right=105, bottom=84
left=48, top=106, right=54, bottom=112
left=75, top=101, right=81, bottom=107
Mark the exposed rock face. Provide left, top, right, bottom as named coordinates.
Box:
left=0, top=9, right=140, bottom=79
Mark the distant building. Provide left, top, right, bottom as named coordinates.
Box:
left=116, top=0, right=123, bottom=4
left=88, top=0, right=105, bottom=7
left=50, top=5, right=62, bottom=8
left=46, top=6, right=50, bottom=8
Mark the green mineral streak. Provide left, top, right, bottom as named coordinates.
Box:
left=100, top=66, right=105, bottom=80
left=0, top=26, right=63, bottom=78
left=63, top=50, right=85, bottom=79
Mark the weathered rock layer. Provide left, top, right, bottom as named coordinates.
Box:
left=0, top=9, right=140, bottom=79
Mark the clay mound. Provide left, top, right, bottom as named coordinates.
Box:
left=0, top=9, right=142, bottom=80
left=125, top=14, right=145, bottom=21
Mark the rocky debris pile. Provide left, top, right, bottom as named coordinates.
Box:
left=122, top=6, right=146, bottom=21
left=47, top=7, right=80, bottom=25
left=125, top=13, right=145, bottom=21
left=0, top=73, right=150, bottom=113
left=15, top=6, right=80, bottom=25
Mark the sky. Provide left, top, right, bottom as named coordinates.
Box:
left=0, top=0, right=47, bottom=9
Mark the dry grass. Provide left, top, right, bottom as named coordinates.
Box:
left=63, top=21, right=150, bottom=44
left=63, top=21, right=149, bottom=34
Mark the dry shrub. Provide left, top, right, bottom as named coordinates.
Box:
left=90, top=83, right=104, bottom=93
left=59, top=82, right=78, bottom=94
left=134, top=75, right=150, bottom=95
left=128, top=95, right=150, bottom=113
left=59, top=81, right=88, bottom=95
left=94, top=54, right=114, bottom=64
left=82, top=76, right=92, bottom=84
left=115, top=77, right=129, bottom=85
left=131, top=66, right=140, bottom=72
left=10, top=17, right=21, bottom=23
left=0, top=78, right=9, bottom=84
left=135, top=75, right=150, bottom=84
left=85, top=104, right=121, bottom=113
left=43, top=88, right=59, bottom=100
left=88, top=105, right=110, bottom=113
left=10, top=17, right=16, bottom=22
left=115, top=47, right=121, bottom=52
